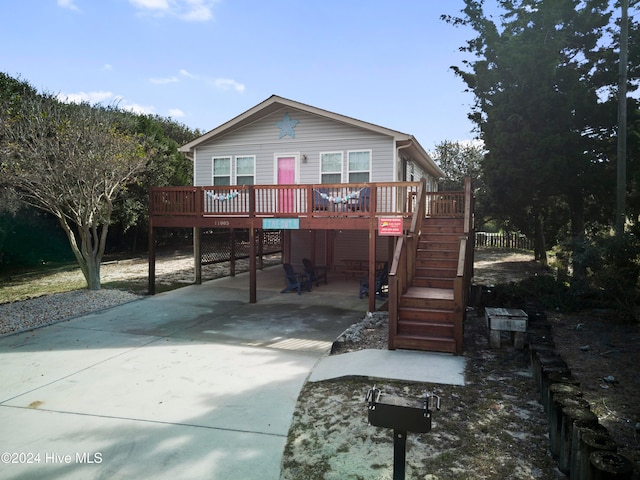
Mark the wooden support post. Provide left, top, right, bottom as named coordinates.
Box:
left=148, top=225, right=156, bottom=295
left=194, top=227, right=202, bottom=285
left=577, top=431, right=617, bottom=480
left=368, top=224, right=376, bottom=313
left=559, top=407, right=598, bottom=475
left=590, top=451, right=633, bottom=480
left=549, top=396, right=589, bottom=459
left=369, top=187, right=378, bottom=312
left=529, top=344, right=556, bottom=391
left=547, top=383, right=581, bottom=416
left=249, top=226, right=257, bottom=303
left=310, top=228, right=317, bottom=264
left=544, top=373, right=579, bottom=413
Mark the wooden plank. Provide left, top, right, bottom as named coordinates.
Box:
left=490, top=329, right=501, bottom=348
left=484, top=307, right=528, bottom=319
left=490, top=317, right=527, bottom=332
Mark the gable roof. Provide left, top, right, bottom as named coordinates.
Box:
left=180, top=95, right=444, bottom=178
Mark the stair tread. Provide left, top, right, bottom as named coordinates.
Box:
left=399, top=306, right=454, bottom=313
left=398, top=320, right=454, bottom=327
left=404, top=287, right=453, bottom=300
left=393, top=333, right=456, bottom=343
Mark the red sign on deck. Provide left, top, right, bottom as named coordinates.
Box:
left=378, top=217, right=403, bottom=236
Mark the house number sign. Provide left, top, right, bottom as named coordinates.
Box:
left=262, top=218, right=300, bottom=230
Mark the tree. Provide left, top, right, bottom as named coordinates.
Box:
left=0, top=89, right=150, bottom=289
left=108, top=113, right=197, bottom=253
left=444, top=0, right=615, bottom=267
left=432, top=140, right=490, bottom=229
left=432, top=140, right=484, bottom=191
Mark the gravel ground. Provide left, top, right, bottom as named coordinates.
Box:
left=0, top=289, right=140, bottom=336
left=0, top=252, right=281, bottom=337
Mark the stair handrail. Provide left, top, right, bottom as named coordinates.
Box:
left=389, top=178, right=427, bottom=348
left=452, top=177, right=474, bottom=354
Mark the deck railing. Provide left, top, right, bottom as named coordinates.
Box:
left=150, top=182, right=423, bottom=218
left=388, top=178, right=473, bottom=354
left=425, top=190, right=465, bottom=217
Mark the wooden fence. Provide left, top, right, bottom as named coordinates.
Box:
left=475, top=232, right=533, bottom=250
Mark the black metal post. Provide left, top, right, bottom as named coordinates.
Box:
left=393, top=430, right=407, bottom=480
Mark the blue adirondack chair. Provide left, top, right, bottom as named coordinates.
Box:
left=303, top=258, right=328, bottom=286
left=359, top=262, right=389, bottom=299
left=281, top=263, right=312, bottom=294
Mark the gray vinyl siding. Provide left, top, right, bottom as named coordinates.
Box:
left=192, top=107, right=396, bottom=187
left=401, top=155, right=438, bottom=191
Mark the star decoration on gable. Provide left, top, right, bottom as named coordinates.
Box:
left=276, top=113, right=299, bottom=139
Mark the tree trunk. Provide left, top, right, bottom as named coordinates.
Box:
left=534, top=214, right=548, bottom=265
left=57, top=217, right=108, bottom=290
left=85, top=257, right=101, bottom=290
left=568, top=192, right=586, bottom=282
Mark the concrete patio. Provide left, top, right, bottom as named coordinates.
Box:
left=0, top=265, right=465, bottom=479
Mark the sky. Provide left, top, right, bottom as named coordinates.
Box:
left=1, top=0, right=487, bottom=151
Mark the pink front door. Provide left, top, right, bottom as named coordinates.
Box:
left=277, top=156, right=295, bottom=213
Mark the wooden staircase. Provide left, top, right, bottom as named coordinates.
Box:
left=391, top=217, right=464, bottom=354
left=388, top=178, right=473, bottom=355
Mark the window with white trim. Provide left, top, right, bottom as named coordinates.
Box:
left=320, top=152, right=342, bottom=184
left=235, top=156, right=255, bottom=185
left=347, top=150, right=370, bottom=182
left=212, top=156, right=231, bottom=186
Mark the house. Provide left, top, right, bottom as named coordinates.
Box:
left=149, top=95, right=473, bottom=354
left=179, top=95, right=443, bottom=188
left=178, top=94, right=442, bottom=275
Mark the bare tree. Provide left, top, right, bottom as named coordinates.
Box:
left=0, top=93, right=149, bottom=289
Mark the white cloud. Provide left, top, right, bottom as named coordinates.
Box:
left=129, top=0, right=170, bottom=10
left=128, top=0, right=217, bottom=22
left=179, top=0, right=213, bottom=21
left=120, top=102, right=156, bottom=115
left=213, top=78, right=245, bottom=93
left=57, top=0, right=80, bottom=11
left=149, top=76, right=179, bottom=84
left=179, top=69, right=196, bottom=79
left=168, top=108, right=185, bottom=118
left=57, top=91, right=155, bottom=116
left=176, top=69, right=245, bottom=93
left=57, top=91, right=114, bottom=104
left=103, top=64, right=113, bottom=71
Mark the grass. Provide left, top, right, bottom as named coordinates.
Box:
left=1, top=252, right=283, bottom=304
left=0, top=259, right=182, bottom=304
left=1, top=263, right=88, bottom=303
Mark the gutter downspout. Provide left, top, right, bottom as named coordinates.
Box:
left=396, top=141, right=413, bottom=182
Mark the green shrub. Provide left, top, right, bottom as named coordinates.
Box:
left=493, top=234, right=640, bottom=322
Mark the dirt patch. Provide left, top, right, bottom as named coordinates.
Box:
left=551, top=310, right=640, bottom=472
left=3, top=248, right=638, bottom=477
left=281, top=249, right=639, bottom=479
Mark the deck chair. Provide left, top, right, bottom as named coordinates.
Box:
left=303, top=258, right=328, bottom=286
left=281, top=263, right=312, bottom=294
left=359, top=262, right=389, bottom=299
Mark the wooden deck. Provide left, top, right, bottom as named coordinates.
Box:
left=149, top=182, right=466, bottom=229
left=148, top=180, right=472, bottom=341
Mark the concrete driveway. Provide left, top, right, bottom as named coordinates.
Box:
left=0, top=266, right=370, bottom=480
